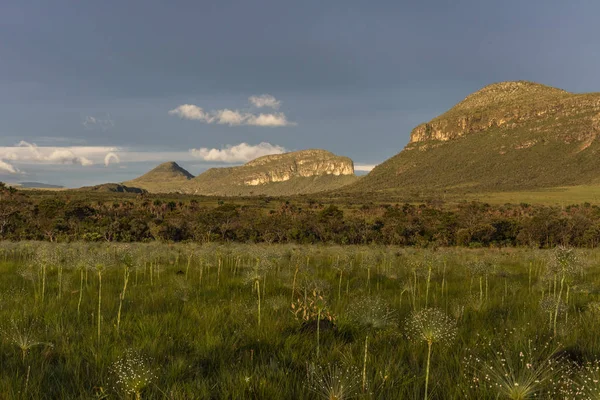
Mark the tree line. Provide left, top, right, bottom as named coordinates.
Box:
left=2, top=183, right=600, bottom=247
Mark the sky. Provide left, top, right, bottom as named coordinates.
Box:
left=1, top=0, right=600, bottom=187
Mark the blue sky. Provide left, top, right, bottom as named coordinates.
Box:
left=1, top=0, right=599, bottom=187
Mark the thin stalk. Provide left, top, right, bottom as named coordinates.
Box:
left=77, top=268, right=84, bottom=316
left=425, top=265, right=432, bottom=308
left=338, top=269, right=343, bottom=302
left=362, top=334, right=369, bottom=393
left=256, top=280, right=261, bottom=327
left=553, top=275, right=565, bottom=337
left=425, top=341, right=432, bottom=400
left=291, top=264, right=299, bottom=302
left=116, top=266, right=130, bottom=334
left=97, top=270, right=102, bottom=346
left=316, top=308, right=321, bottom=358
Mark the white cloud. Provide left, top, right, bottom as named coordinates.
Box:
left=0, top=142, right=121, bottom=171
left=0, top=160, right=19, bottom=174
left=249, top=94, right=281, bottom=109
left=83, top=115, right=114, bottom=130
left=169, top=95, right=294, bottom=127
left=104, top=152, right=120, bottom=167
left=12, top=141, right=95, bottom=166
left=355, top=164, right=377, bottom=172
left=190, top=142, right=287, bottom=163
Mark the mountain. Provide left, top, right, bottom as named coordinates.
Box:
left=187, top=149, right=356, bottom=196
left=123, top=162, right=194, bottom=193
left=121, top=149, right=357, bottom=195
left=349, top=81, right=600, bottom=194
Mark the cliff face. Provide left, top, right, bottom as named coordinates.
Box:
left=189, top=149, right=357, bottom=196
left=242, top=149, right=354, bottom=186
left=347, top=81, right=600, bottom=194
left=409, top=81, right=600, bottom=144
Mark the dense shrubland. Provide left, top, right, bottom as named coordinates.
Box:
left=1, top=242, right=600, bottom=398
left=3, top=185, right=600, bottom=247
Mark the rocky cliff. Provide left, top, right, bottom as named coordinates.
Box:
left=347, top=81, right=600, bottom=194
left=409, top=81, right=600, bottom=144
left=240, top=149, right=354, bottom=186
left=189, top=149, right=356, bottom=196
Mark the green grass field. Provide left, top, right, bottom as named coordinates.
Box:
left=1, top=242, right=600, bottom=399
left=464, top=185, right=600, bottom=206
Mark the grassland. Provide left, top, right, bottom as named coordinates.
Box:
left=1, top=243, right=600, bottom=399
left=464, top=185, right=600, bottom=205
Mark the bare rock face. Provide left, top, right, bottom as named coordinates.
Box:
left=187, top=149, right=357, bottom=196
left=242, top=149, right=354, bottom=186
left=409, top=81, right=600, bottom=144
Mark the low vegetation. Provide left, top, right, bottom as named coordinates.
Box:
left=1, top=242, right=600, bottom=399
left=6, top=184, right=600, bottom=247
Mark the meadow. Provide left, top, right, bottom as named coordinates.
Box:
left=1, top=242, right=600, bottom=399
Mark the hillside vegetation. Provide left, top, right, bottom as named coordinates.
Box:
left=123, top=150, right=358, bottom=196
left=348, top=81, right=600, bottom=194
left=123, top=161, right=194, bottom=192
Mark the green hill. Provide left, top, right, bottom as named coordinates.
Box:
left=349, top=81, right=600, bottom=195
left=123, top=162, right=194, bottom=193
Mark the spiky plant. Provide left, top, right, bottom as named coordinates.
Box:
left=405, top=308, right=457, bottom=400
left=307, top=363, right=361, bottom=400
left=111, top=350, right=156, bottom=400
left=465, top=340, right=565, bottom=400
left=349, top=296, right=396, bottom=393
left=2, top=319, right=49, bottom=363
left=566, top=360, right=600, bottom=399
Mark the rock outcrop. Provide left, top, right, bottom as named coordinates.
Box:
left=241, top=150, right=354, bottom=186
left=409, top=81, right=600, bottom=144
left=189, top=149, right=356, bottom=196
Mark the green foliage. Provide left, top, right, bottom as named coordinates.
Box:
left=347, top=81, right=600, bottom=196
left=0, top=243, right=599, bottom=398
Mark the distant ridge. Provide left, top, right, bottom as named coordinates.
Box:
left=19, top=182, right=64, bottom=189
left=119, top=149, right=358, bottom=195
left=346, top=80, right=600, bottom=194
left=78, top=183, right=146, bottom=194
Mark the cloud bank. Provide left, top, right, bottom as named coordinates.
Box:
left=0, top=160, right=19, bottom=174
left=0, top=142, right=122, bottom=172
left=189, top=142, right=287, bottom=163
left=12, top=141, right=94, bottom=166
left=169, top=94, right=294, bottom=127
left=354, top=164, right=377, bottom=172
